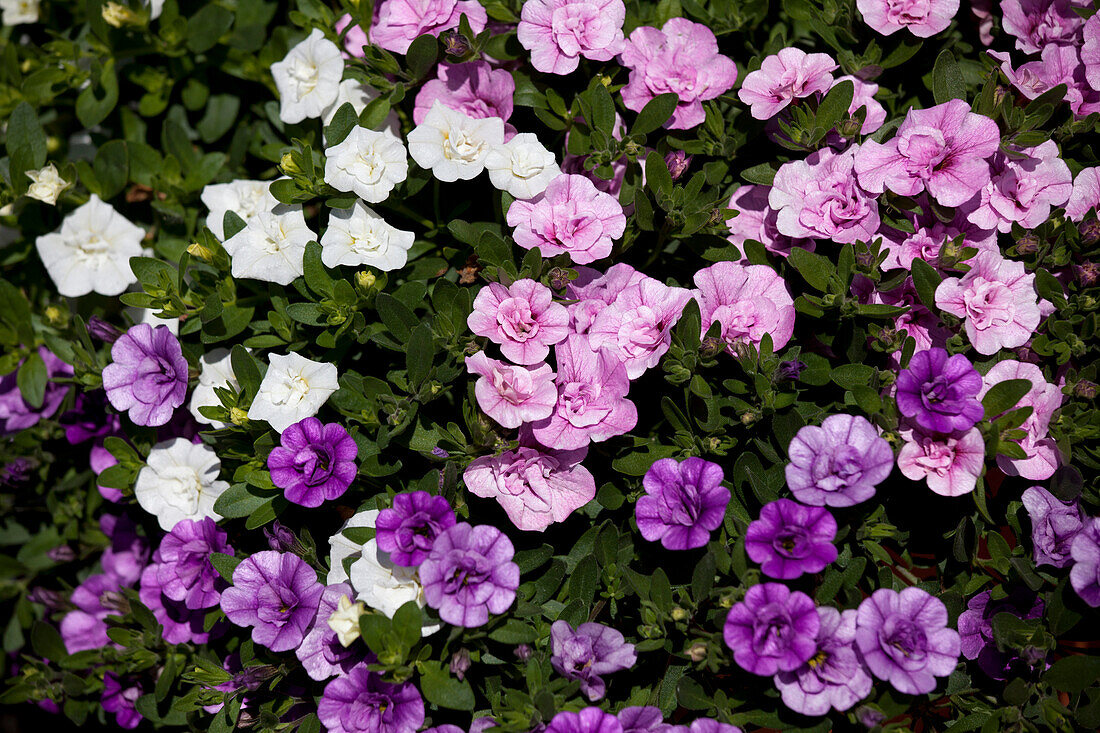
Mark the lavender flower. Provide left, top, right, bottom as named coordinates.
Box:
left=550, top=620, right=637, bottom=700
left=745, top=499, right=838, bottom=579
left=138, top=562, right=215, bottom=645
left=546, top=707, right=624, bottom=733
left=267, top=417, right=358, bottom=508
left=318, top=663, right=425, bottom=733
left=296, top=583, right=363, bottom=681
left=895, top=348, right=984, bottom=433
left=723, top=583, right=820, bottom=676
left=101, top=323, right=188, bottom=426
left=375, top=491, right=457, bottom=567
left=155, top=517, right=232, bottom=610
left=1021, top=486, right=1083, bottom=568
left=420, top=523, right=519, bottom=627
left=101, top=673, right=143, bottom=729
left=785, top=414, right=894, bottom=507
left=774, top=606, right=872, bottom=715
left=688, top=719, right=742, bottom=733
left=958, top=589, right=1044, bottom=679
left=220, top=550, right=324, bottom=652
left=59, top=574, right=120, bottom=653
left=618, top=707, right=679, bottom=733
left=1070, top=517, right=1100, bottom=607
left=635, top=457, right=729, bottom=551
left=0, top=346, right=72, bottom=435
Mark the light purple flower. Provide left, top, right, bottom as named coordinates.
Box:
left=1070, top=517, right=1100, bottom=607
left=267, top=417, right=358, bottom=508
left=1001, top=0, right=1090, bottom=54
left=60, top=574, right=120, bottom=653
left=414, top=61, right=515, bottom=128
left=770, top=146, right=881, bottom=244
left=977, top=360, right=1062, bottom=480
left=547, top=708, right=623, bottom=733
left=517, top=0, right=626, bottom=75
left=1084, top=13, right=1100, bottom=91
left=467, top=279, right=570, bottom=365
left=723, top=583, right=820, bottom=676
left=958, top=589, right=1045, bottom=679
left=587, top=279, right=694, bottom=379
left=465, top=351, right=558, bottom=429
left=618, top=708, right=678, bottom=733
left=785, top=414, right=895, bottom=508
left=897, top=425, right=985, bottom=497
left=688, top=720, right=740, bottom=733
left=854, top=99, right=1001, bottom=207
left=155, top=517, right=232, bottom=610
left=738, top=47, right=837, bottom=120
left=420, top=522, right=519, bottom=627
left=139, top=561, right=215, bottom=645
left=100, top=513, right=150, bottom=587
left=1066, top=167, right=1100, bottom=221
left=565, top=263, right=648, bottom=335
left=896, top=348, right=984, bottom=434
left=550, top=620, right=637, bottom=700
left=725, top=185, right=815, bottom=259
left=619, top=18, right=738, bottom=130
left=834, top=75, right=887, bottom=135
left=877, top=211, right=998, bottom=272
left=774, top=607, right=873, bottom=716
left=375, top=491, right=457, bottom=566
left=855, top=587, right=961, bottom=695
left=745, top=499, right=838, bottom=579
left=965, top=140, right=1073, bottom=233
left=318, top=662, right=425, bottom=733
left=101, top=323, right=188, bottom=427
left=370, top=0, right=487, bottom=55
left=989, top=46, right=1100, bottom=120
left=856, top=0, right=960, bottom=37
left=1022, top=485, right=1083, bottom=568
left=296, top=583, right=363, bottom=681
left=0, top=347, right=72, bottom=435
left=220, top=550, right=324, bottom=652
left=635, top=457, right=729, bottom=551
left=102, top=673, right=143, bottom=729
left=692, top=262, right=796, bottom=353
left=507, top=174, right=626, bottom=265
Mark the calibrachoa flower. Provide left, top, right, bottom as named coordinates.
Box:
left=1001, top=0, right=1089, bottom=54
left=419, top=522, right=520, bottom=627
left=507, top=173, right=626, bottom=265
left=958, top=589, right=1045, bottom=680
left=988, top=46, right=1100, bottom=120
left=134, top=438, right=230, bottom=531
left=692, top=261, right=796, bottom=353
left=617, top=707, right=676, bottom=733
left=268, top=417, right=358, bottom=507
left=407, top=102, right=504, bottom=182
left=349, top=539, right=436, bottom=631
left=467, top=279, right=570, bottom=365
left=465, top=351, right=558, bottom=429
left=318, top=663, right=425, bottom=733
left=25, top=162, right=68, bottom=205
left=60, top=574, right=120, bottom=653
left=723, top=583, right=820, bottom=676
left=636, top=457, right=729, bottom=551
left=745, top=499, right=838, bottom=579
left=188, top=348, right=238, bottom=429
left=588, top=279, right=693, bottom=379
left=375, top=490, right=457, bottom=566
left=518, top=0, right=626, bottom=74
left=320, top=201, right=416, bottom=271
left=222, top=202, right=314, bottom=285
left=1065, top=167, right=1100, bottom=221
left=724, top=185, right=814, bottom=258
left=101, top=673, right=142, bottom=729
left=296, top=583, right=362, bottom=681
left=550, top=620, right=637, bottom=700
left=895, top=348, right=984, bottom=433
left=689, top=720, right=742, bottom=733
left=1085, top=13, right=1100, bottom=90
left=856, top=0, right=961, bottom=37
left=546, top=707, right=624, bottom=733
left=785, top=414, right=894, bottom=507
left=369, top=0, right=487, bottom=55
left=102, top=323, right=187, bottom=427
left=770, top=146, right=880, bottom=244
left=201, top=180, right=272, bottom=240
left=220, top=550, right=324, bottom=652
left=139, top=562, right=214, bottom=645
left=271, top=28, right=344, bottom=125
left=737, top=47, right=837, bottom=120
left=248, top=352, right=339, bottom=433
left=855, top=588, right=962, bottom=695
left=774, top=607, right=873, bottom=716
left=485, top=133, right=562, bottom=199
left=35, top=194, right=143, bottom=297
left=835, top=75, right=887, bottom=135
left=897, top=426, right=985, bottom=497
left=1021, top=485, right=1083, bottom=568
left=328, top=509, right=378, bottom=585
left=414, top=61, right=515, bottom=127
left=1070, top=518, right=1100, bottom=607
left=154, top=517, right=232, bottom=610
left=324, top=127, right=409, bottom=203
left=977, top=360, right=1062, bottom=480
left=0, top=0, right=38, bottom=24
left=965, top=140, right=1073, bottom=233
left=0, top=347, right=71, bottom=435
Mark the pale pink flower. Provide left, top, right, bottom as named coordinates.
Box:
left=467, top=279, right=570, bottom=365
left=335, top=14, right=370, bottom=58
left=370, top=0, right=487, bottom=55
left=413, top=61, right=515, bottom=131
left=692, top=262, right=796, bottom=353
left=1001, top=0, right=1090, bottom=55
left=856, top=0, right=960, bottom=37
left=834, top=75, right=887, bottom=134
left=587, top=279, right=694, bottom=379
left=1084, top=14, right=1100, bottom=91
left=465, top=352, right=557, bottom=429
left=506, top=174, right=626, bottom=265
left=878, top=214, right=997, bottom=272
left=1066, top=167, right=1100, bottom=221
left=517, top=0, right=626, bottom=75
left=964, top=140, right=1073, bottom=233
left=989, top=46, right=1100, bottom=119
left=564, top=264, right=648, bottom=335
left=977, top=360, right=1062, bottom=480
left=897, top=426, right=984, bottom=497
left=770, top=146, right=881, bottom=244
left=725, top=185, right=815, bottom=259
left=738, top=47, right=837, bottom=120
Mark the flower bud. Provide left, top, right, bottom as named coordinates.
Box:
left=326, top=595, right=365, bottom=647
left=44, top=306, right=66, bottom=327
left=440, top=30, right=470, bottom=56
left=355, top=271, right=377, bottom=291
left=547, top=267, right=571, bottom=290
left=450, top=649, right=471, bottom=681
left=24, top=163, right=69, bottom=206
left=836, top=116, right=863, bottom=139
left=856, top=706, right=886, bottom=729
left=100, top=591, right=130, bottom=614
left=664, top=150, right=691, bottom=181
left=1014, top=233, right=1040, bottom=254
left=1075, top=261, right=1100, bottom=287
left=514, top=644, right=533, bottom=661
left=670, top=607, right=688, bottom=621
left=688, top=641, right=707, bottom=662
left=47, top=545, right=76, bottom=562
left=776, top=360, right=806, bottom=381
left=1074, top=380, right=1098, bottom=400
left=102, top=2, right=140, bottom=27
left=230, top=407, right=249, bottom=425
left=993, top=85, right=1009, bottom=106
left=740, top=411, right=759, bottom=426
left=187, top=242, right=214, bottom=262
left=699, top=336, right=723, bottom=358
left=1080, top=218, right=1100, bottom=245
left=264, top=520, right=300, bottom=553
left=279, top=152, right=300, bottom=176
left=86, top=315, right=123, bottom=343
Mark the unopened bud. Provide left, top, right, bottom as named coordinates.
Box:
left=229, top=407, right=249, bottom=425
left=1080, top=219, right=1100, bottom=245
left=670, top=607, right=688, bottom=621
left=1076, top=261, right=1100, bottom=287
left=100, top=591, right=129, bottom=614
left=47, top=546, right=75, bottom=562
left=836, top=116, right=862, bottom=139
left=1074, top=380, right=1098, bottom=399
left=1014, top=233, right=1040, bottom=254
left=740, top=411, right=759, bottom=426
left=327, top=595, right=365, bottom=647
left=355, top=271, right=376, bottom=290
left=450, top=649, right=471, bottom=681
left=514, top=644, right=533, bottom=661
left=664, top=150, right=691, bottom=181
left=699, top=335, right=723, bottom=358
left=86, top=315, right=123, bottom=343
left=44, top=306, right=66, bottom=327
left=688, top=641, right=707, bottom=662
left=187, top=242, right=213, bottom=262
left=993, top=85, right=1009, bottom=106
left=598, top=74, right=613, bottom=88
left=264, top=520, right=300, bottom=554
left=547, top=267, right=571, bottom=290
left=623, top=141, right=644, bottom=157
left=440, top=30, right=469, bottom=56
left=776, top=360, right=806, bottom=381
left=102, top=2, right=140, bottom=27
left=279, top=152, right=300, bottom=176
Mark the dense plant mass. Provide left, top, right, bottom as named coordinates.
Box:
left=3, top=0, right=1100, bottom=731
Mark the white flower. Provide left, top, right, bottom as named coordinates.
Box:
left=327, top=595, right=365, bottom=647
left=134, top=438, right=229, bottom=531
left=1, top=0, right=39, bottom=25
left=485, top=133, right=561, bottom=199
left=406, top=101, right=504, bottom=183
left=322, top=79, right=401, bottom=141
left=271, top=28, right=344, bottom=125
left=222, top=203, right=314, bottom=285
left=146, top=0, right=164, bottom=19
left=320, top=201, right=414, bottom=270
left=327, top=509, right=379, bottom=585
left=349, top=539, right=441, bottom=634
left=200, top=180, right=274, bottom=240
left=35, top=194, right=144, bottom=298
left=323, top=126, right=408, bottom=203
left=248, top=352, right=339, bottom=432
left=25, top=163, right=70, bottom=205
left=189, top=348, right=239, bottom=428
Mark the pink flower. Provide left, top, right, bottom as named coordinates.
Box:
left=1066, top=167, right=1100, bottom=221
left=856, top=0, right=960, bottom=37
left=878, top=214, right=997, bottom=272
left=564, top=263, right=648, bottom=335
left=465, top=352, right=557, bottom=429
left=989, top=46, right=1100, bottom=119
left=854, top=99, right=1000, bottom=207
left=977, top=360, right=1062, bottom=480
left=897, top=426, right=984, bottom=497
left=1084, top=14, right=1100, bottom=92
left=738, top=47, right=837, bottom=121
left=693, top=262, right=796, bottom=353
left=529, top=336, right=637, bottom=451
left=506, top=174, right=626, bottom=265
left=517, top=0, right=626, bottom=75
left=467, top=279, right=570, bottom=365
left=725, top=185, right=815, bottom=259
left=964, top=140, right=1073, bottom=233
left=561, top=113, right=629, bottom=197
left=935, top=250, right=1043, bottom=355
left=770, top=146, right=881, bottom=244
left=619, top=18, right=738, bottom=130
left=834, top=75, right=887, bottom=135
left=855, top=279, right=950, bottom=357
left=414, top=61, right=515, bottom=131
left=335, top=14, right=370, bottom=58
left=587, top=279, right=694, bottom=379
left=370, top=0, right=487, bottom=54
left=1001, top=0, right=1090, bottom=55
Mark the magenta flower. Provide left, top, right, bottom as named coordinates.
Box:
left=635, top=457, right=729, bottom=551
left=854, top=99, right=1001, bottom=207
left=895, top=348, right=984, bottom=434
left=420, top=522, right=520, bottom=627
left=465, top=351, right=558, bottom=429
left=745, top=499, right=838, bottom=579
left=565, top=263, right=648, bottom=334
left=296, top=583, right=363, bottom=681
left=689, top=720, right=741, bottom=733
left=375, top=491, right=457, bottom=566
left=786, top=414, right=894, bottom=508
left=0, top=346, right=72, bottom=435
left=855, top=588, right=961, bottom=695
left=268, top=418, right=358, bottom=508
left=101, top=673, right=143, bottom=729
left=139, top=562, right=216, bottom=645
left=529, top=336, right=637, bottom=451
left=1066, top=167, right=1100, bottom=221
left=977, top=360, right=1062, bottom=480
left=619, top=18, right=738, bottom=130
left=1022, top=486, right=1083, bottom=568
left=550, top=620, right=637, bottom=700
left=770, top=146, right=880, bottom=244
left=101, top=323, right=188, bottom=427
left=319, top=663, right=425, bottom=733
left=155, top=517, right=232, bottom=610
left=738, top=47, right=837, bottom=120
left=856, top=0, right=960, bottom=37
left=692, top=262, right=796, bottom=353
left=220, top=550, right=324, bottom=652
left=723, top=583, right=820, bottom=676
left=725, top=185, right=815, bottom=259
left=467, top=279, right=570, bottom=365
left=507, top=174, right=626, bottom=265
left=1070, top=518, right=1100, bottom=607
left=369, top=0, right=487, bottom=54
left=897, top=426, right=985, bottom=497
left=517, top=0, right=626, bottom=75
left=964, top=140, right=1073, bottom=233
left=935, top=250, right=1043, bottom=355
left=774, top=607, right=873, bottom=716
left=878, top=212, right=997, bottom=272
left=413, top=61, right=515, bottom=127
left=1001, top=0, right=1089, bottom=54
left=618, top=708, right=677, bottom=733
left=587, top=278, right=694, bottom=379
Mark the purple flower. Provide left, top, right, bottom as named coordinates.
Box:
left=724, top=185, right=815, bottom=259
left=517, top=0, right=626, bottom=75
left=774, top=607, right=873, bottom=716
left=692, top=262, right=796, bottom=354
left=834, top=75, right=887, bottom=135
left=565, top=263, right=648, bottom=334
left=897, top=425, right=985, bottom=497
left=1070, top=517, right=1100, bottom=607
left=296, top=583, right=364, bottom=681
left=138, top=562, right=215, bottom=645
left=856, top=0, right=960, bottom=37
left=1001, top=0, right=1089, bottom=54
left=958, top=589, right=1044, bottom=679
left=420, top=523, right=519, bottom=627
left=550, top=620, right=637, bottom=700
left=155, top=517, right=232, bottom=610
left=0, top=347, right=72, bottom=435
left=745, top=499, right=838, bottom=579
left=688, top=720, right=741, bottom=733
left=737, top=47, right=837, bottom=120
left=414, top=61, right=515, bottom=128
left=587, top=279, right=694, bottom=379
left=978, top=361, right=1063, bottom=480
left=99, top=513, right=150, bottom=587
left=507, top=174, right=626, bottom=265
left=1085, top=13, right=1100, bottom=91
left=467, top=279, right=570, bottom=365
left=895, top=348, right=984, bottom=434
left=101, top=673, right=143, bottom=729
left=618, top=707, right=679, bottom=733
left=268, top=417, right=358, bottom=508
left=465, top=351, right=558, bottom=429
left=1066, top=167, right=1100, bottom=222
left=635, top=457, right=729, bottom=551
left=318, top=663, right=425, bottom=733
left=965, top=140, right=1073, bottom=233
left=770, top=146, right=881, bottom=244
left=1021, top=486, right=1083, bottom=568
left=101, top=323, right=188, bottom=427
left=546, top=707, right=623, bottom=733
left=220, top=550, right=324, bottom=652
left=59, top=391, right=119, bottom=444
left=60, top=574, right=119, bottom=653
left=375, top=491, right=457, bottom=566
left=989, top=46, right=1100, bottom=120
left=785, top=414, right=894, bottom=508
left=723, top=583, right=820, bottom=676
left=855, top=588, right=961, bottom=695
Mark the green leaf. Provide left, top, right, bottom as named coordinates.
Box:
left=815, top=80, right=854, bottom=136
left=213, top=483, right=272, bottom=519
left=5, top=102, right=47, bottom=171
left=740, top=163, right=777, bottom=186
left=324, top=103, right=358, bottom=146
left=631, top=92, right=679, bottom=136
left=197, top=95, right=241, bottom=143
left=1043, top=655, right=1100, bottom=693
left=910, top=258, right=942, bottom=313
left=932, top=49, right=966, bottom=105
left=488, top=620, right=539, bottom=644
left=420, top=661, right=475, bottom=710
left=76, top=60, right=119, bottom=128
left=787, top=247, right=837, bottom=293
left=645, top=152, right=673, bottom=198
left=406, top=323, right=435, bottom=388
left=590, top=81, right=617, bottom=137
left=92, top=140, right=129, bottom=199
left=30, top=621, right=67, bottom=662
left=981, top=378, right=1032, bottom=418
left=405, top=34, right=438, bottom=79
left=230, top=345, right=262, bottom=402
left=209, top=553, right=242, bottom=583
left=16, top=352, right=47, bottom=410
left=187, top=3, right=234, bottom=53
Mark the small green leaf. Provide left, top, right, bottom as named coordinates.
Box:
left=981, top=378, right=1032, bottom=418
left=932, top=49, right=966, bottom=105
left=631, top=92, right=679, bottom=136
left=16, top=352, right=47, bottom=410
left=209, top=553, right=242, bottom=583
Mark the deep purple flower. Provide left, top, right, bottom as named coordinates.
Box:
left=0, top=346, right=72, bottom=435
left=268, top=417, right=358, bottom=508
left=375, top=491, right=457, bottom=567
left=1022, top=486, right=1083, bottom=568
left=139, top=561, right=216, bottom=645
left=617, top=707, right=679, bottom=733
left=745, top=499, right=838, bottom=579
left=635, top=457, right=729, bottom=551
left=774, top=607, right=873, bottom=716
left=1070, top=517, right=1100, bottom=607
left=419, top=523, right=519, bottom=628
left=550, top=620, right=637, bottom=700
left=220, top=550, right=324, bottom=652
left=296, top=583, right=364, bottom=681
left=723, top=583, right=820, bottom=676
left=0, top=457, right=33, bottom=487
left=59, top=391, right=120, bottom=444
left=855, top=588, right=961, bottom=694
left=101, top=324, right=188, bottom=427
left=546, top=707, right=624, bottom=733
left=101, top=673, right=143, bottom=729
left=785, top=414, right=894, bottom=508
left=895, top=348, right=984, bottom=433
left=318, top=663, right=425, bottom=733
left=155, top=517, right=232, bottom=610
left=958, top=589, right=1045, bottom=679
